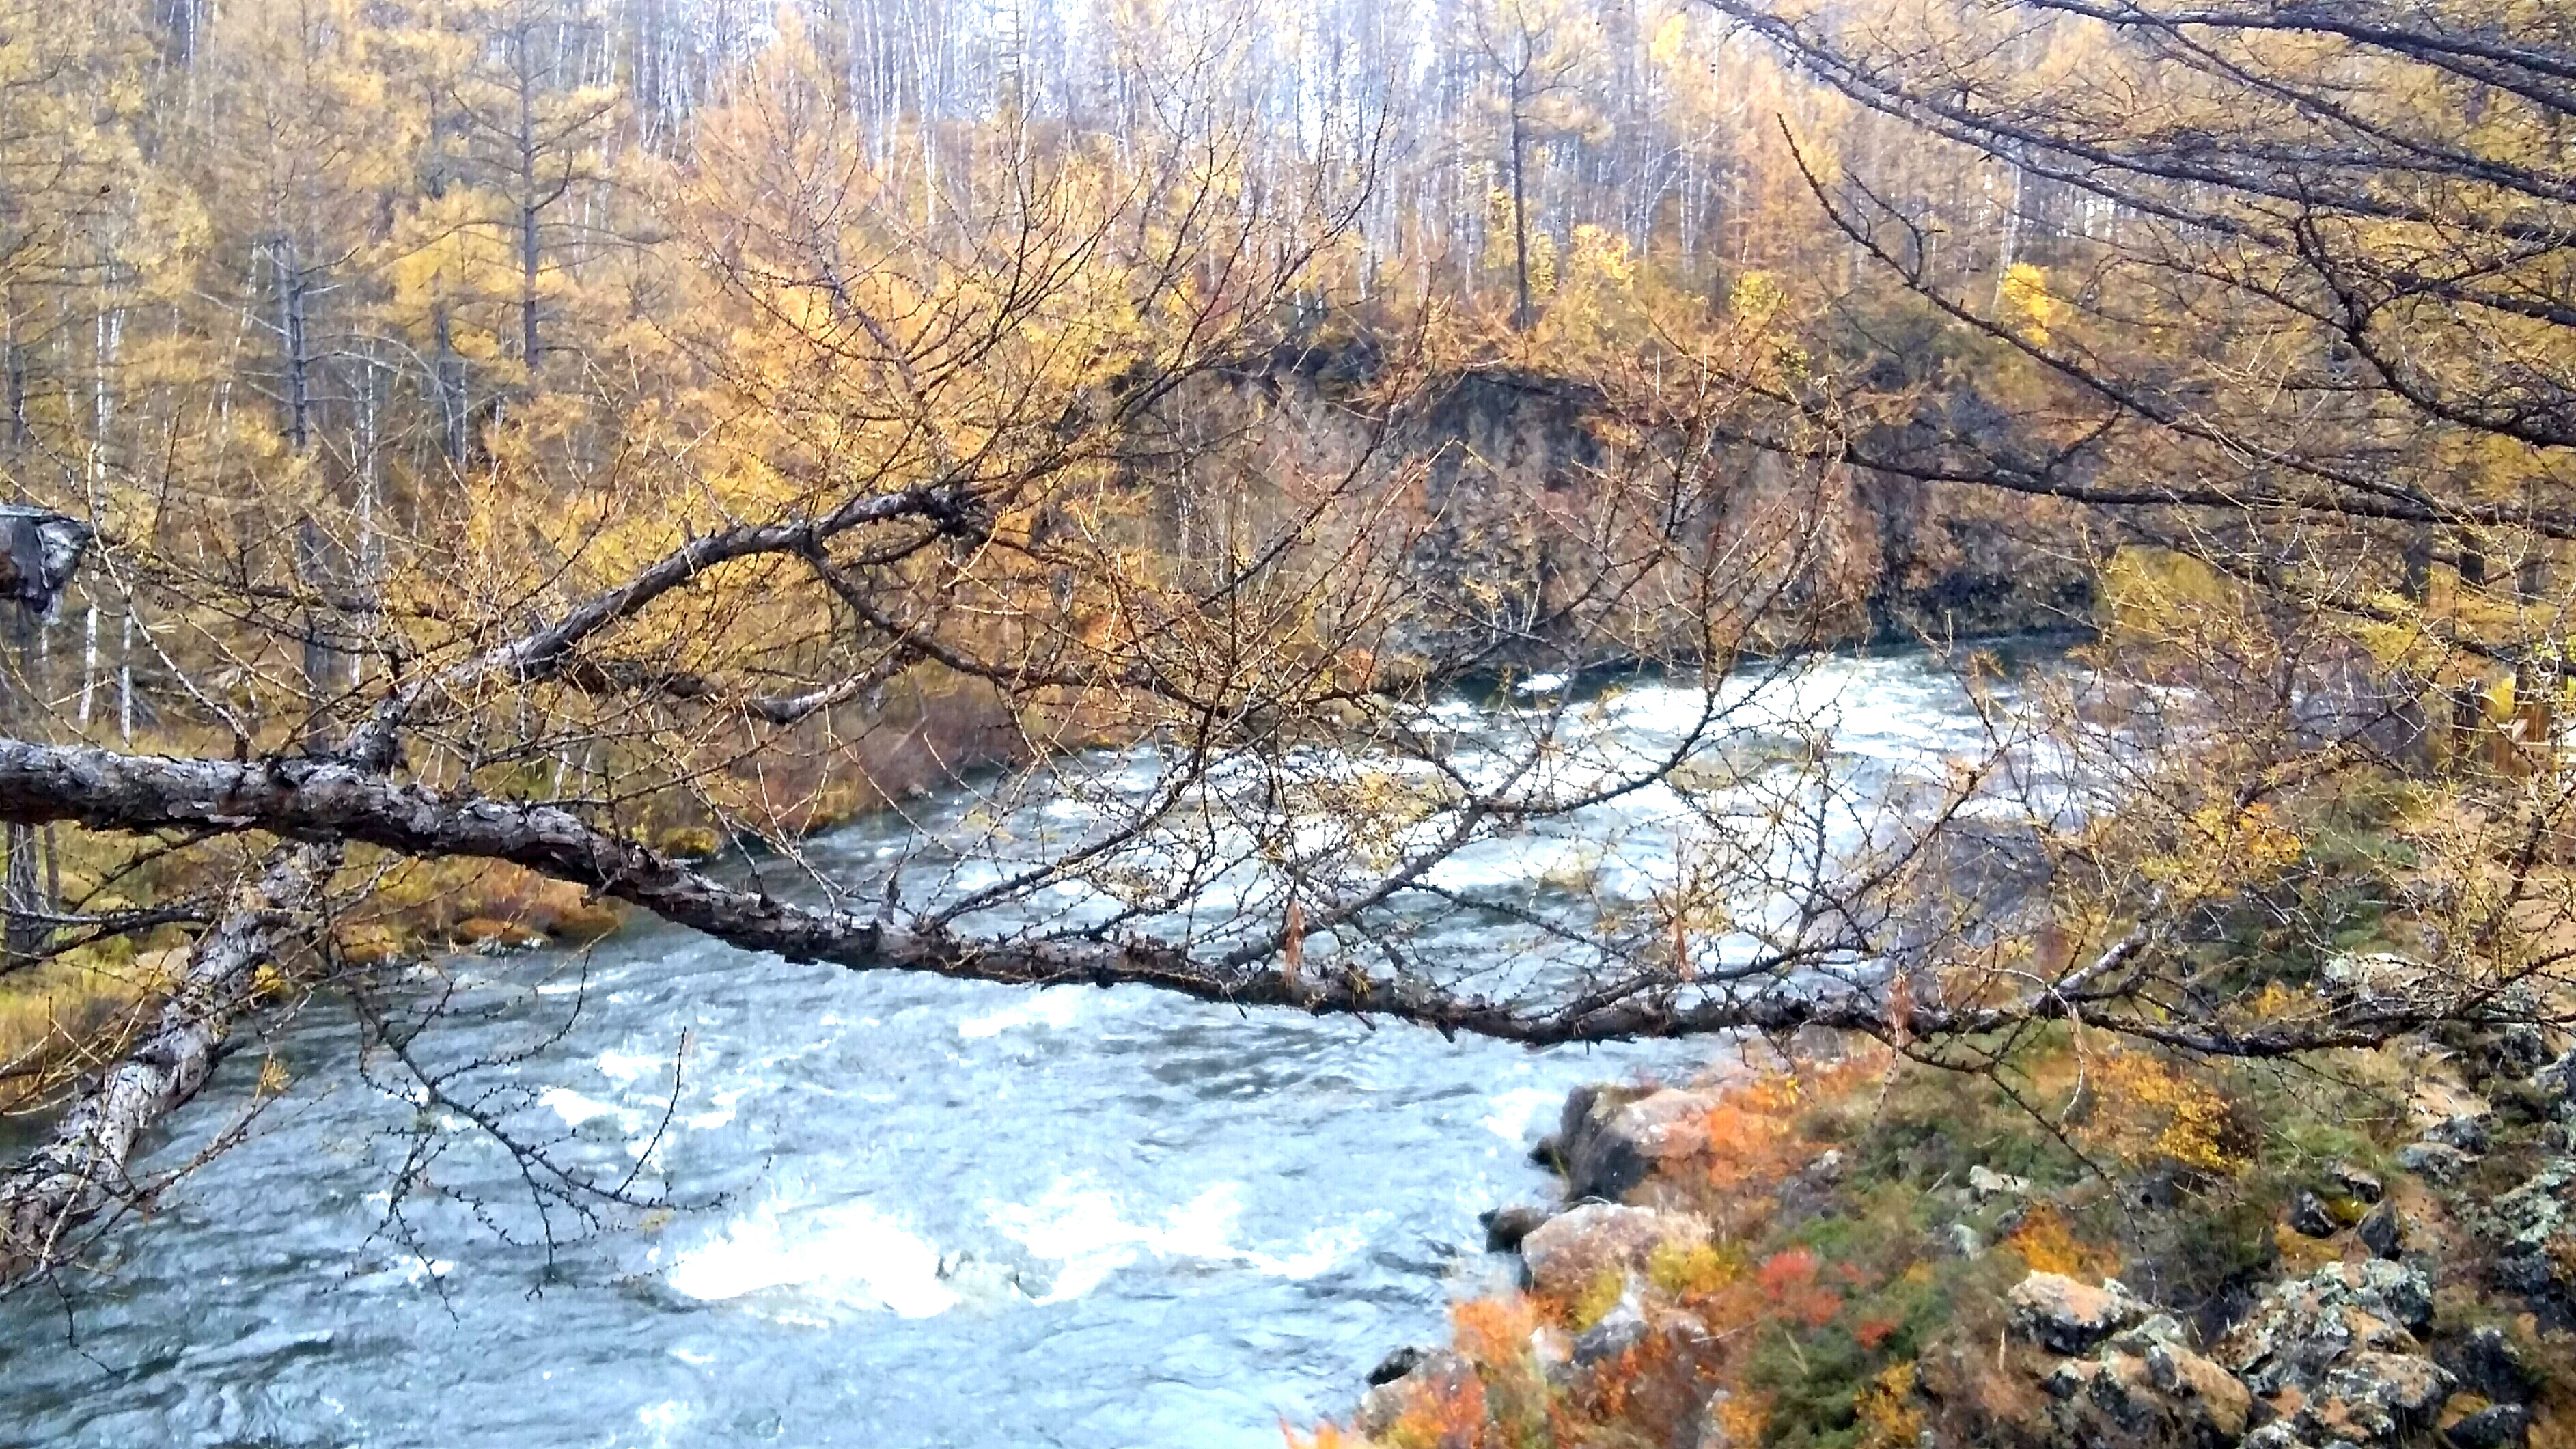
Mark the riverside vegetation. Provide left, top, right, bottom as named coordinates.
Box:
left=3, top=3, right=2576, bottom=1448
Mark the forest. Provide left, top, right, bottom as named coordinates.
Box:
left=0, top=1, right=2573, bottom=1447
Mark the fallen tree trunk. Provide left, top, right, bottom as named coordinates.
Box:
left=0, top=844, right=330, bottom=1288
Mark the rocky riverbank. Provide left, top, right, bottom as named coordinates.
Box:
left=1330, top=1006, right=2576, bottom=1449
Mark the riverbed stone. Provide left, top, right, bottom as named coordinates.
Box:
left=1519, top=1202, right=1709, bottom=1300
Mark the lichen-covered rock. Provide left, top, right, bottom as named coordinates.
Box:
left=2010, top=1271, right=2148, bottom=1354
left=2042, top=1343, right=2250, bottom=1448
left=2215, top=1261, right=2449, bottom=1446
left=1518, top=1202, right=1708, bottom=1300
left=2477, top=1157, right=2576, bottom=1298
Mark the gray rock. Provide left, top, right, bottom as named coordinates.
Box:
left=1366, top=1345, right=1426, bottom=1385
left=2290, top=1189, right=2340, bottom=1238
left=2397, top=1140, right=2477, bottom=1182
left=2474, top=1157, right=2576, bottom=1296
left=2357, top=1200, right=2404, bottom=1260
left=2429, top=1112, right=2493, bottom=1153
left=2330, top=1162, right=2385, bottom=1204
left=2216, top=1262, right=2449, bottom=1446
left=2010, top=1271, right=2149, bottom=1355
left=2447, top=1403, right=2531, bottom=1449
left=2438, top=1326, right=2535, bottom=1405
left=1353, top=1348, right=1471, bottom=1439
left=2040, top=1344, right=2250, bottom=1447
left=2306, top=1351, right=2451, bottom=1442
left=1480, top=1204, right=1551, bottom=1254
left=1939, top=1222, right=1983, bottom=1259
left=1970, top=1163, right=2032, bottom=1200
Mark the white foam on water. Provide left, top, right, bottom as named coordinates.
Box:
left=633, top=1399, right=693, bottom=1448
left=664, top=1196, right=960, bottom=1320
left=596, top=1048, right=671, bottom=1084
left=986, top=1175, right=1362, bottom=1303
left=1482, top=1087, right=1561, bottom=1142
left=958, top=986, right=1085, bottom=1040
left=1514, top=672, right=1570, bottom=695
left=538, top=1088, right=623, bottom=1129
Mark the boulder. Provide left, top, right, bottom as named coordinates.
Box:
left=2307, top=1351, right=2452, bottom=1442
left=2010, top=1271, right=2148, bottom=1355
left=2438, top=1325, right=2536, bottom=1407
left=1571, top=1281, right=1649, bottom=1366
left=2476, top=1157, right=2576, bottom=1298
left=1519, top=1202, right=1709, bottom=1301
left=1555, top=1084, right=1725, bottom=1204
left=2356, top=1200, right=2404, bottom=1260
left=2330, top=1162, right=2385, bottom=1204
left=1969, top=1164, right=2032, bottom=1200
left=2398, top=1140, right=2478, bottom=1183
left=1479, top=1204, right=1551, bottom=1254
left=1366, top=1345, right=1426, bottom=1386
left=2447, top=1403, right=2532, bottom=1449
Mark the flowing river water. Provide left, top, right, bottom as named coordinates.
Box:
left=0, top=647, right=2032, bottom=1449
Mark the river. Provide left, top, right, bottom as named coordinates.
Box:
left=0, top=646, right=2028, bottom=1449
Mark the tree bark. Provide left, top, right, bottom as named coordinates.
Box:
left=0, top=846, right=330, bottom=1288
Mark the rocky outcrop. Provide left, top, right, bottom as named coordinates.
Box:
left=2215, top=1262, right=2452, bottom=1448
left=2038, top=1312, right=2252, bottom=1449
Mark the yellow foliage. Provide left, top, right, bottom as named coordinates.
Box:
left=1854, top=1362, right=1925, bottom=1449
left=2001, top=1204, right=2122, bottom=1280
left=2078, top=1050, right=2236, bottom=1174
left=2000, top=263, right=2067, bottom=348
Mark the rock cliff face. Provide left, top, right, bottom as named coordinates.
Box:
left=1144, top=359, right=2097, bottom=669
